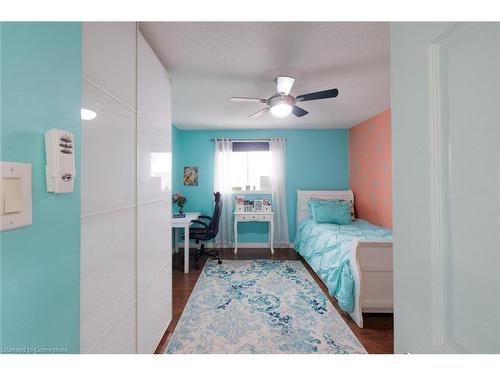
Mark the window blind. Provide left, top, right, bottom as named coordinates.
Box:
left=231, top=141, right=270, bottom=152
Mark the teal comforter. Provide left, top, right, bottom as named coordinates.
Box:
left=295, top=219, right=392, bottom=313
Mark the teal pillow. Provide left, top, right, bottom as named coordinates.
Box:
left=310, top=197, right=355, bottom=221
left=309, top=199, right=352, bottom=224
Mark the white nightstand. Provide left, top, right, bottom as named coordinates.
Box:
left=233, top=211, right=274, bottom=255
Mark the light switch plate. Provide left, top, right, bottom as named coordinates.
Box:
left=0, top=162, right=32, bottom=231
left=2, top=177, right=23, bottom=214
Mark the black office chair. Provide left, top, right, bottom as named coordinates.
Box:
left=188, top=192, right=223, bottom=265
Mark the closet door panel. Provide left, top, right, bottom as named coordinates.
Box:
left=81, top=80, right=136, bottom=216
left=80, top=208, right=136, bottom=353
left=88, top=304, right=137, bottom=354
left=137, top=200, right=172, bottom=292
left=83, top=22, right=137, bottom=109
left=136, top=30, right=173, bottom=354
left=392, top=22, right=500, bottom=353
left=137, top=267, right=172, bottom=353
left=137, top=33, right=172, bottom=132
left=137, top=118, right=172, bottom=204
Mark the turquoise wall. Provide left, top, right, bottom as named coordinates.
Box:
left=173, top=127, right=349, bottom=243
left=0, top=22, right=81, bottom=353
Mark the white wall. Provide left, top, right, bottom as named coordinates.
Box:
left=81, top=22, right=172, bottom=354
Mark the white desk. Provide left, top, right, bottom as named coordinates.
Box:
left=234, top=211, right=274, bottom=255
left=172, top=212, right=200, bottom=273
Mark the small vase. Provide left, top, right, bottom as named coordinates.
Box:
left=178, top=207, right=184, bottom=214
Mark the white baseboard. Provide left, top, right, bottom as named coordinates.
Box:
left=176, top=242, right=294, bottom=249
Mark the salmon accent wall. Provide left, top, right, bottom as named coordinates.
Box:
left=349, top=109, right=392, bottom=228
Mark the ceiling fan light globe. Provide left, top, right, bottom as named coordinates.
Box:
left=270, top=103, right=292, bottom=117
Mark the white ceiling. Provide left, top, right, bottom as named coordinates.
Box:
left=139, top=22, right=390, bottom=130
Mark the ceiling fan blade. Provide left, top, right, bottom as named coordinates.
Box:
left=229, top=96, right=267, bottom=103
left=274, top=76, right=295, bottom=95
left=249, top=107, right=269, bottom=119
left=295, top=88, right=339, bottom=102
left=292, top=105, right=309, bottom=118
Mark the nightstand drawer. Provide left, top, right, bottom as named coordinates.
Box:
left=236, top=214, right=272, bottom=222
left=257, top=214, right=271, bottom=221
left=239, top=214, right=261, bottom=221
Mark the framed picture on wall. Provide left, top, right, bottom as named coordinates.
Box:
left=183, top=166, right=199, bottom=186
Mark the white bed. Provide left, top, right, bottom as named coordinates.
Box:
left=296, top=190, right=393, bottom=328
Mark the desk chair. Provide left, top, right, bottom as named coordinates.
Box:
left=188, top=192, right=222, bottom=265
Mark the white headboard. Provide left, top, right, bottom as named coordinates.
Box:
left=296, top=190, right=355, bottom=227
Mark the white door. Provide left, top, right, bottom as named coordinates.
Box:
left=392, top=22, right=500, bottom=353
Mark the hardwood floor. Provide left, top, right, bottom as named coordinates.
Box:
left=155, top=248, right=394, bottom=354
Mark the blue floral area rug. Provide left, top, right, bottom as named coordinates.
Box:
left=166, top=259, right=366, bottom=354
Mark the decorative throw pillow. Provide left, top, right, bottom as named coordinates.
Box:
left=310, top=198, right=355, bottom=221
left=309, top=199, right=352, bottom=225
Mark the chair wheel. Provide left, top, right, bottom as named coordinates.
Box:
left=218, top=260, right=222, bottom=265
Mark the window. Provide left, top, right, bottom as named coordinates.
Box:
left=229, top=142, right=272, bottom=191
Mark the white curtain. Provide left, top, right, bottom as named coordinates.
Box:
left=214, top=138, right=234, bottom=247
left=269, top=138, right=289, bottom=246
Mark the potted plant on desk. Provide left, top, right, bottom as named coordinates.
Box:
left=173, top=193, right=186, bottom=217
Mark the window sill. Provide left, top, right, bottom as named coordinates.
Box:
left=232, top=190, right=272, bottom=195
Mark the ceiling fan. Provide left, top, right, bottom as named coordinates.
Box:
left=229, top=76, right=339, bottom=119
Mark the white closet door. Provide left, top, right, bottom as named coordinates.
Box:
left=136, top=32, right=173, bottom=354
left=81, top=22, right=138, bottom=353
left=81, top=208, right=136, bottom=353
left=137, top=118, right=172, bottom=291
left=137, top=33, right=172, bottom=132
left=392, top=22, right=500, bottom=353
left=82, top=22, right=137, bottom=110
left=82, top=23, right=172, bottom=354
left=81, top=81, right=136, bottom=216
